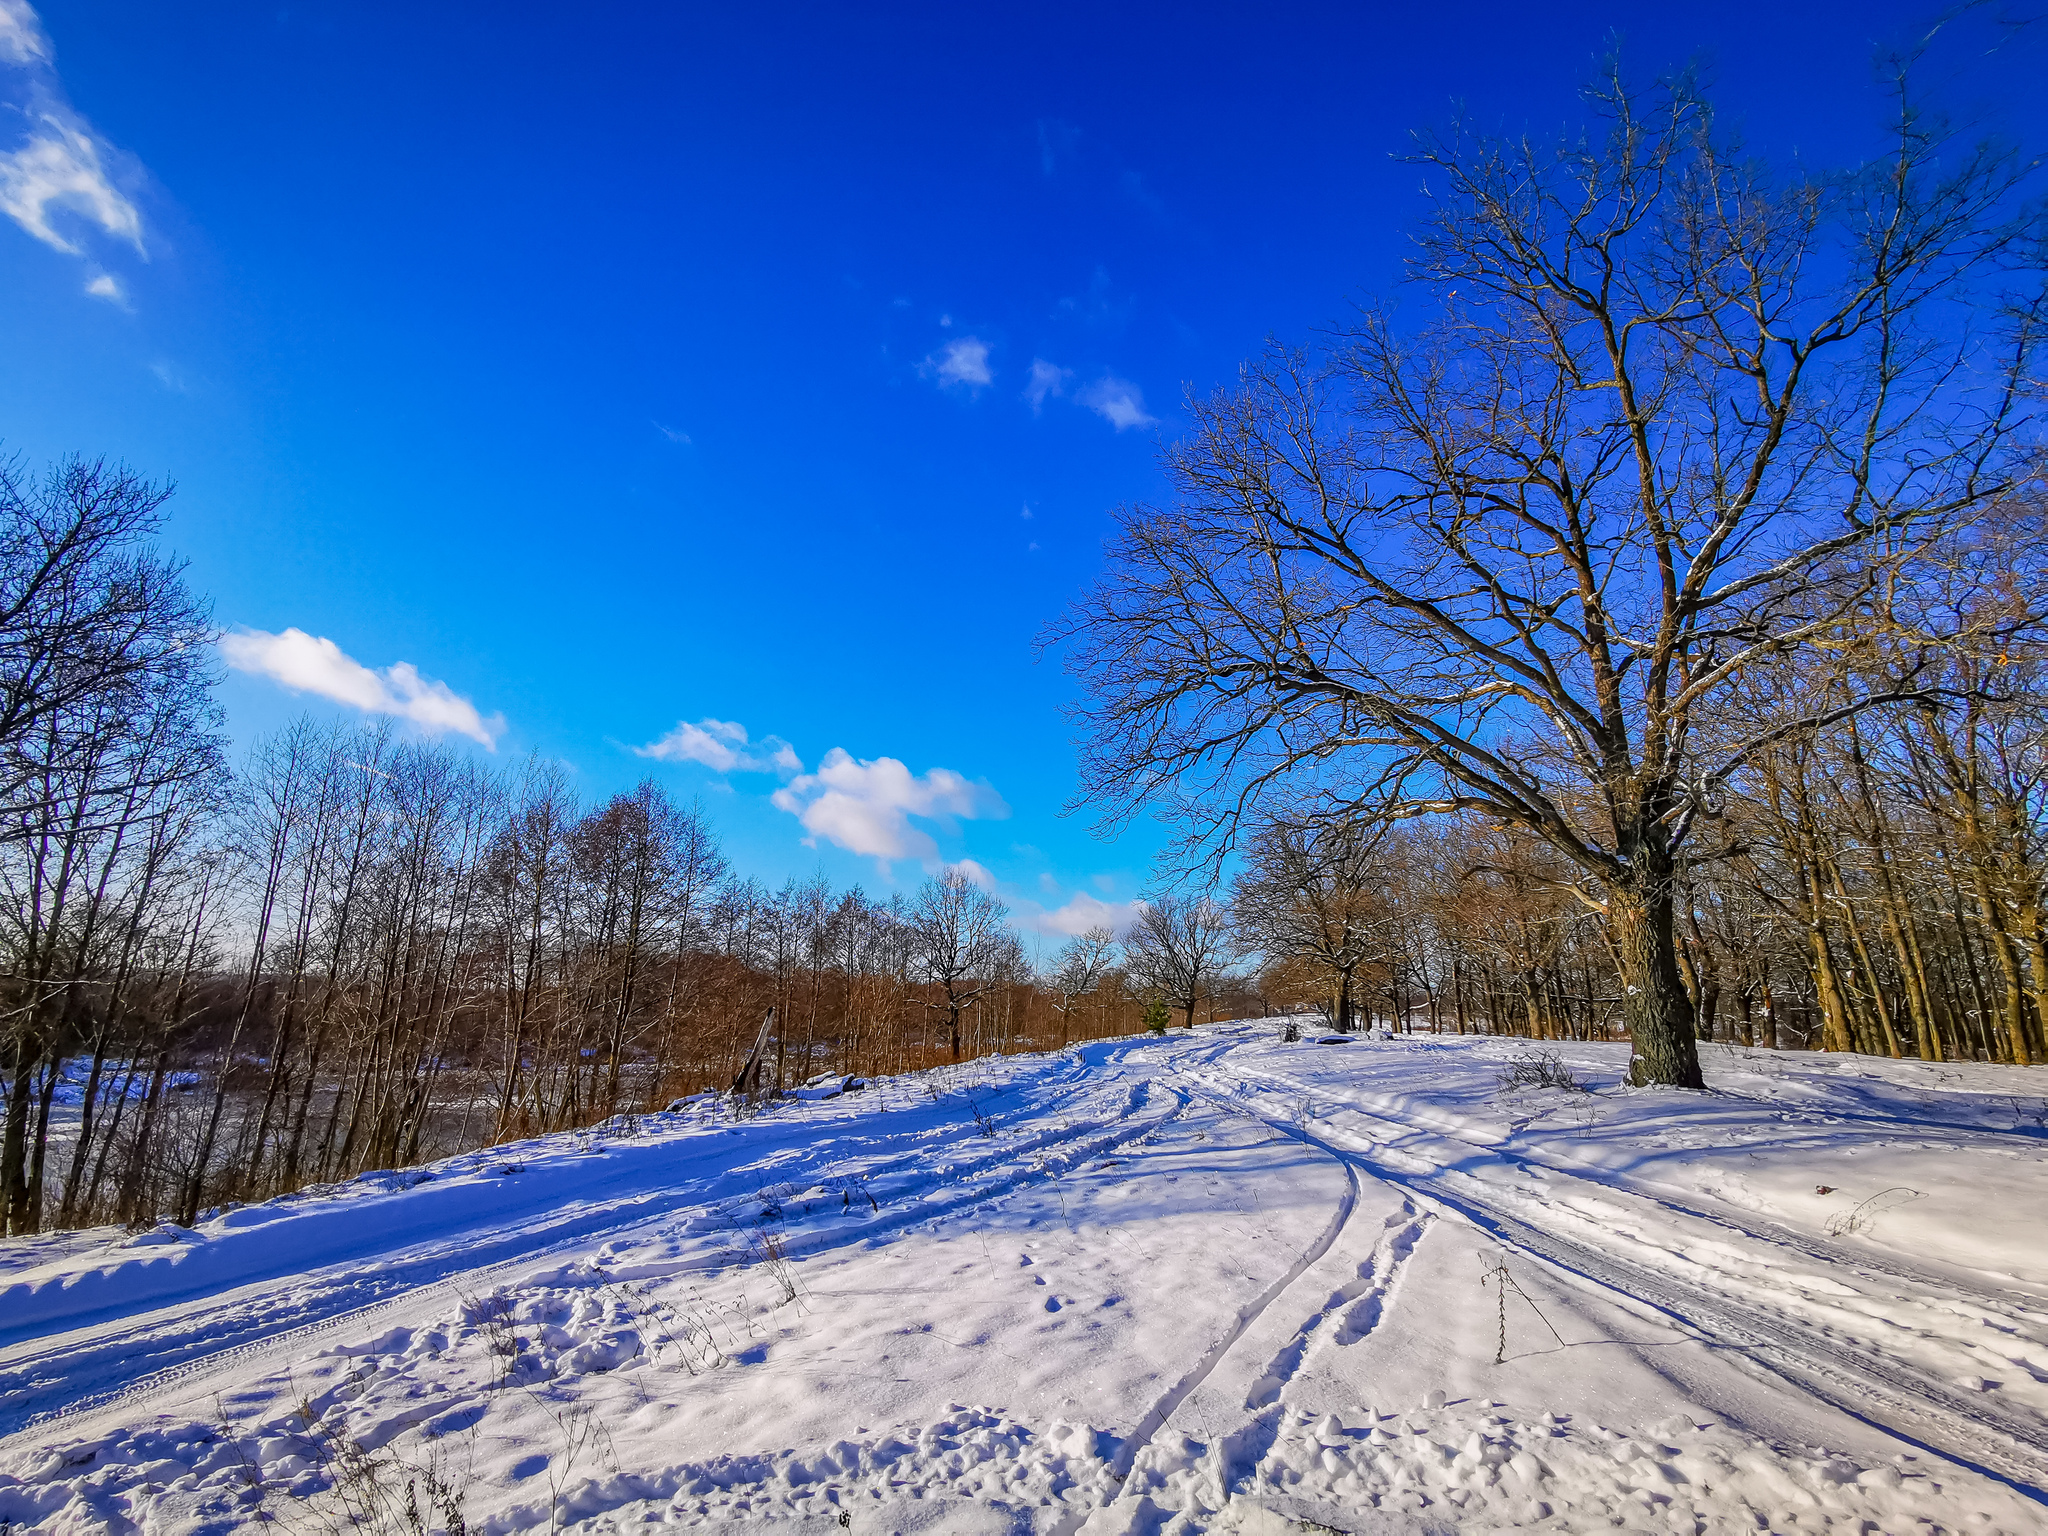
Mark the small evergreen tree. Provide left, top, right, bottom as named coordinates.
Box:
left=1142, top=998, right=1170, bottom=1034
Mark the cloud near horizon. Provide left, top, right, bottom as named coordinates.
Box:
left=772, top=749, right=1007, bottom=866
left=0, top=3, right=145, bottom=272
left=220, top=627, right=505, bottom=749
left=634, top=717, right=800, bottom=775
left=1013, top=890, right=1146, bottom=938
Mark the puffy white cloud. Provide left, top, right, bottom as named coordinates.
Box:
left=0, top=0, right=49, bottom=65
left=772, top=748, right=1007, bottom=865
left=927, top=336, right=993, bottom=389
left=946, top=858, right=999, bottom=890
left=0, top=114, right=141, bottom=254
left=1013, top=890, right=1146, bottom=938
left=1078, top=375, right=1158, bottom=431
left=634, top=717, right=800, bottom=775
left=220, top=627, right=504, bottom=749
left=1023, top=357, right=1070, bottom=413
left=84, top=271, right=120, bottom=302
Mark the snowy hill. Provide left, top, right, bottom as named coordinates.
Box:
left=2, top=1024, right=2044, bottom=1533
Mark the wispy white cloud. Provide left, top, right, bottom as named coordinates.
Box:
left=1023, top=357, right=1071, bottom=414
left=634, top=717, right=800, bottom=775
left=0, top=4, right=144, bottom=269
left=84, top=270, right=121, bottom=303
left=0, top=114, right=141, bottom=254
left=1036, top=118, right=1080, bottom=177
left=925, top=336, right=993, bottom=390
left=0, top=0, right=50, bottom=65
left=220, top=627, right=505, bottom=749
left=1078, top=375, right=1158, bottom=431
left=1013, top=890, right=1145, bottom=938
left=654, top=422, right=691, bottom=443
left=772, top=748, right=1007, bottom=866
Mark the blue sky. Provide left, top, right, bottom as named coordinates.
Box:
left=3, top=1, right=2042, bottom=941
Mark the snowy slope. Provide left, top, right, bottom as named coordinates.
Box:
left=1, top=1026, right=2044, bottom=1534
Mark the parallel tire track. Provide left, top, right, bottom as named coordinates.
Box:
left=1179, top=1047, right=2048, bottom=1502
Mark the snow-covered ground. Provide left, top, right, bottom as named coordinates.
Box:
left=2, top=1024, right=2045, bottom=1534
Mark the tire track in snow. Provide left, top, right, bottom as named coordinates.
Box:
left=1106, top=1160, right=1359, bottom=1478
left=1229, top=1051, right=2048, bottom=1311
left=1, top=1066, right=1187, bottom=1445
left=1178, top=1041, right=2048, bottom=1503
left=1219, top=1048, right=2048, bottom=1364
left=1242, top=1201, right=1430, bottom=1409
left=1052, top=1114, right=1369, bottom=1532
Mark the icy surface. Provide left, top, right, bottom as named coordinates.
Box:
left=2, top=1026, right=2044, bottom=1533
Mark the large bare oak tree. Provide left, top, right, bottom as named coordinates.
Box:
left=1053, top=66, right=2043, bottom=1087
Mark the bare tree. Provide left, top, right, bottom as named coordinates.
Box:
left=0, top=453, right=219, bottom=1231
left=1124, top=893, right=1235, bottom=1029
left=487, top=759, right=577, bottom=1138
left=1053, top=62, right=2044, bottom=1086
left=0, top=454, right=213, bottom=833
left=906, top=870, right=1011, bottom=1060
left=1232, top=818, right=1394, bottom=1032
left=1048, top=926, right=1119, bottom=1046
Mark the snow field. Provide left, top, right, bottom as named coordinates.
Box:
left=0, top=1027, right=2044, bottom=1533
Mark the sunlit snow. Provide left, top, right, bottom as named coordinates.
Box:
left=2, top=1023, right=2043, bottom=1533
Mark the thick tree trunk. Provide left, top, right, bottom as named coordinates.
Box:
left=1611, top=879, right=1705, bottom=1089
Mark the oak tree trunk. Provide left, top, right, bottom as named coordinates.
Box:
left=1612, top=873, right=1705, bottom=1090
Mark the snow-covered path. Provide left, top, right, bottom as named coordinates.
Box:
left=3, top=1025, right=2045, bottom=1534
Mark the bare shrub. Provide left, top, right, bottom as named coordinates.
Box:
left=1496, top=1051, right=1586, bottom=1093
left=966, top=1094, right=999, bottom=1138
left=1825, top=1185, right=1922, bottom=1238
left=260, top=1396, right=473, bottom=1535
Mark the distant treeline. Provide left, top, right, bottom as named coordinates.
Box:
left=1238, top=673, right=2048, bottom=1068
left=0, top=693, right=1268, bottom=1238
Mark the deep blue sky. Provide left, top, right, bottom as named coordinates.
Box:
left=3, top=2, right=2041, bottom=939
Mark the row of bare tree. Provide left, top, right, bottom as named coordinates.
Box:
left=1232, top=657, right=2048, bottom=1070
left=0, top=679, right=1281, bottom=1236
